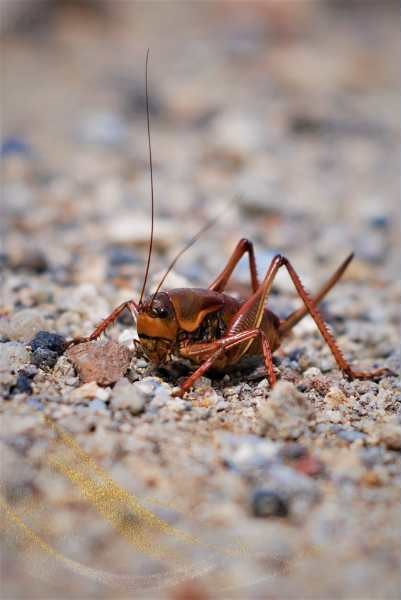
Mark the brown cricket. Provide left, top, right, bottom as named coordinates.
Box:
left=68, top=51, right=393, bottom=396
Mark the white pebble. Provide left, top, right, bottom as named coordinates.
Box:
left=0, top=309, right=46, bottom=342
left=0, top=341, right=30, bottom=372
left=111, top=378, right=145, bottom=415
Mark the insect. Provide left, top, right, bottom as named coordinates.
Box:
left=68, top=51, right=394, bottom=397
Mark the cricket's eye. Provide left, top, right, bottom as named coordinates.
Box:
left=151, top=306, right=169, bottom=319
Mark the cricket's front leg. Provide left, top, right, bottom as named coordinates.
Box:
left=66, top=300, right=137, bottom=347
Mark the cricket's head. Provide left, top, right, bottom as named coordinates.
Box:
left=136, top=292, right=178, bottom=363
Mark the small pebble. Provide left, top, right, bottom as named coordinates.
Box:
left=251, top=489, right=289, bottom=518
left=70, top=381, right=101, bottom=402
left=336, top=429, right=366, bottom=443
left=111, top=379, right=145, bottom=415
left=30, top=331, right=67, bottom=355
left=168, top=398, right=187, bottom=413
left=149, top=386, right=170, bottom=410
left=11, top=373, right=33, bottom=395
left=294, top=455, right=324, bottom=477
left=215, top=399, right=228, bottom=412
left=20, top=364, right=38, bottom=378
left=218, top=433, right=280, bottom=471
left=66, top=340, right=132, bottom=386
left=135, top=379, right=160, bottom=397
left=324, top=387, right=347, bottom=408
left=0, top=342, right=30, bottom=372
left=259, top=381, right=313, bottom=440
left=280, top=443, right=308, bottom=460
left=31, top=348, right=59, bottom=369
left=0, top=309, right=46, bottom=342
left=303, top=367, right=322, bottom=378
left=89, top=399, right=107, bottom=413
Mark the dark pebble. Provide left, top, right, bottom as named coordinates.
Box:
left=31, top=348, right=59, bottom=369
left=287, top=348, right=304, bottom=362
left=251, top=489, right=289, bottom=518
left=19, top=365, right=38, bottom=378
left=30, top=331, right=67, bottom=355
left=11, top=373, right=33, bottom=395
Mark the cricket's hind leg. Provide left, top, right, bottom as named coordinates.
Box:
left=208, top=238, right=260, bottom=293
left=279, top=253, right=354, bottom=335
left=275, top=257, right=395, bottom=381
left=66, top=300, right=138, bottom=347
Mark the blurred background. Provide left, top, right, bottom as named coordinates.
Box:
left=1, top=2, right=400, bottom=599
left=2, top=0, right=399, bottom=297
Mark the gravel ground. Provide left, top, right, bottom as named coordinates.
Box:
left=1, top=3, right=400, bottom=599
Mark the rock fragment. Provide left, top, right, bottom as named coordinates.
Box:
left=30, top=331, right=67, bottom=355
left=251, top=489, right=289, bottom=518
left=0, top=342, right=30, bottom=373
left=259, top=381, right=314, bottom=440
left=11, top=373, right=33, bottom=395
left=110, top=378, right=145, bottom=415
left=324, top=387, right=347, bottom=408
left=31, top=348, right=59, bottom=369
left=66, top=340, right=132, bottom=386
left=217, top=432, right=280, bottom=472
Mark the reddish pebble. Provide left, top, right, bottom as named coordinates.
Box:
left=66, top=340, right=132, bottom=386
left=294, top=455, right=324, bottom=477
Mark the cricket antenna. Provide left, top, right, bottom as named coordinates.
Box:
left=139, top=48, right=154, bottom=305
left=151, top=204, right=229, bottom=302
